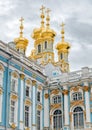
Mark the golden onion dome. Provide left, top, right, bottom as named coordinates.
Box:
left=56, top=22, right=70, bottom=51
left=56, top=41, right=70, bottom=50
left=32, top=5, right=45, bottom=40
left=14, top=17, right=28, bottom=49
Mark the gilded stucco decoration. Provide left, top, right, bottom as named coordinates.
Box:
left=25, top=99, right=31, bottom=106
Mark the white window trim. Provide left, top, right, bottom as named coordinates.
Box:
left=9, top=99, right=18, bottom=126
left=25, top=84, right=31, bottom=99
left=0, top=70, right=4, bottom=88
left=11, top=77, right=18, bottom=93
left=0, top=94, right=3, bottom=122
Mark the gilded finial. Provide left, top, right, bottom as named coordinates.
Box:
left=19, top=17, right=24, bottom=37
left=46, top=8, right=51, bottom=28
left=40, top=5, right=45, bottom=28
left=60, top=22, right=65, bottom=42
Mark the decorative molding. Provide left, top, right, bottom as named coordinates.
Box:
left=70, top=100, right=84, bottom=108
left=25, top=127, right=30, bottom=130
left=63, top=90, right=68, bottom=95
left=83, top=86, right=89, bottom=91
left=26, top=79, right=31, bottom=85
left=20, top=74, right=25, bottom=80
left=50, top=103, right=61, bottom=110
left=11, top=123, right=16, bottom=129
left=25, top=99, right=31, bottom=106
left=0, top=64, right=4, bottom=71
left=37, top=104, right=42, bottom=110
left=11, top=71, right=19, bottom=78
left=70, top=86, right=82, bottom=92
left=50, top=89, right=59, bottom=95
left=32, top=80, right=36, bottom=86
left=11, top=93, right=18, bottom=100
left=0, top=88, right=3, bottom=95
left=45, top=93, right=49, bottom=99
left=38, top=85, right=43, bottom=90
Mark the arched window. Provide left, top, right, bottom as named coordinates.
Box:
left=44, top=41, right=47, bottom=49
left=73, top=107, right=84, bottom=129
left=72, top=92, right=82, bottom=101
left=53, top=110, right=62, bottom=129
left=38, top=44, right=41, bottom=53
left=53, top=95, right=61, bottom=104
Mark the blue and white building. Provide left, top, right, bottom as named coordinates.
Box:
left=0, top=6, right=92, bottom=130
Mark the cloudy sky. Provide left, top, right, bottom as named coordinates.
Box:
left=0, top=0, right=92, bottom=71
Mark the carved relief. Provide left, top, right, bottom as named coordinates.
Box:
left=11, top=93, right=18, bottom=100
left=20, top=74, right=25, bottom=80
left=70, top=100, right=84, bottom=108
left=25, top=99, right=31, bottom=106
left=63, top=90, right=68, bottom=95
left=12, top=71, right=19, bottom=78
left=50, top=89, right=59, bottom=95
left=37, top=104, right=42, bottom=110
left=32, top=80, right=36, bottom=86
left=38, top=85, right=43, bottom=90
left=0, top=88, right=3, bottom=95
left=45, top=93, right=49, bottom=99
left=26, top=79, right=31, bottom=85
left=50, top=103, right=61, bottom=110
left=11, top=123, right=16, bottom=129
left=70, top=86, right=82, bottom=92
left=83, top=86, right=89, bottom=91
left=0, top=64, right=4, bottom=71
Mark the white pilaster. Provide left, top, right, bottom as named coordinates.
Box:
left=63, top=86, right=69, bottom=126
left=19, top=74, right=24, bottom=129
left=84, top=82, right=91, bottom=123
left=44, top=90, right=49, bottom=128
left=0, top=93, right=2, bottom=122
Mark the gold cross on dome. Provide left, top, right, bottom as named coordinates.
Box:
left=20, top=17, right=24, bottom=24
left=40, top=5, right=45, bottom=12
left=46, top=8, right=51, bottom=15
left=61, top=22, right=65, bottom=27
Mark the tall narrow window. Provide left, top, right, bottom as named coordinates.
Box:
left=26, top=86, right=29, bottom=97
left=37, top=111, right=40, bottom=130
left=10, top=100, right=15, bottom=123
left=53, top=110, right=62, bottom=129
left=38, top=44, right=41, bottom=53
left=37, top=92, right=40, bottom=102
left=73, top=107, right=84, bottom=129
left=11, top=79, right=16, bottom=92
left=45, top=41, right=47, bottom=49
left=25, top=106, right=29, bottom=127
left=60, top=53, right=63, bottom=59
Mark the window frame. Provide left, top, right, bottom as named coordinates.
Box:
left=72, top=92, right=82, bottom=101
left=38, top=44, right=41, bottom=53
left=53, top=95, right=61, bottom=104
left=10, top=100, right=15, bottom=123
left=37, top=110, right=40, bottom=130
left=44, top=41, right=47, bottom=49
left=25, top=106, right=29, bottom=127
left=37, top=91, right=40, bottom=102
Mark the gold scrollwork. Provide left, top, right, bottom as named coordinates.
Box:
left=50, top=103, right=61, bottom=110
left=11, top=94, right=18, bottom=100
left=0, top=88, right=3, bottom=95
left=12, top=71, right=19, bottom=78
left=63, top=90, right=68, bottom=95
left=83, top=86, right=89, bottom=91
left=32, top=80, right=36, bottom=86
left=25, top=99, right=31, bottom=106
left=37, top=104, right=42, bottom=110
left=26, top=79, right=31, bottom=85
left=70, top=100, right=84, bottom=108
left=50, top=89, right=59, bottom=95
left=11, top=123, right=16, bottom=128
left=20, top=74, right=25, bottom=80
left=45, top=93, right=49, bottom=99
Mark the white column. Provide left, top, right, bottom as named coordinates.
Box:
left=0, top=93, right=2, bottom=122
left=44, top=90, right=49, bottom=128
left=15, top=100, right=18, bottom=126
left=19, top=74, right=25, bottom=129
left=84, top=82, right=91, bottom=123
left=63, top=86, right=69, bottom=126
left=32, top=80, right=37, bottom=130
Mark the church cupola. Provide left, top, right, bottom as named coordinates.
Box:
left=14, top=17, right=28, bottom=55
left=56, top=23, right=70, bottom=72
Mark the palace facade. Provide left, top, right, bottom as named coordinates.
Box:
left=0, top=6, right=92, bottom=130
